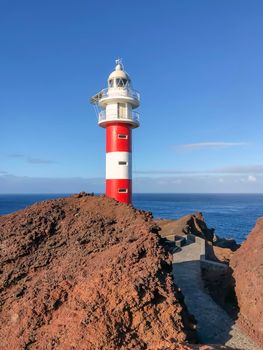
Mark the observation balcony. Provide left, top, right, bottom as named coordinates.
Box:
left=91, top=87, right=140, bottom=108
left=98, top=110, right=140, bottom=128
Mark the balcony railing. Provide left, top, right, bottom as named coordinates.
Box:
left=98, top=87, right=140, bottom=102
left=98, top=110, right=139, bottom=124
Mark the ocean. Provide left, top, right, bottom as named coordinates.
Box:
left=0, top=193, right=262, bottom=243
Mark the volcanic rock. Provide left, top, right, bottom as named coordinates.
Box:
left=0, top=194, right=200, bottom=350
left=157, top=213, right=239, bottom=252
left=157, top=213, right=215, bottom=242
left=213, top=237, right=240, bottom=251
left=230, top=217, right=263, bottom=347
left=205, top=241, right=234, bottom=264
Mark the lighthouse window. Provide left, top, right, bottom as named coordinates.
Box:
left=118, top=103, right=127, bottom=118
left=109, top=79, right=114, bottom=87
left=116, top=78, right=127, bottom=87
left=118, top=188, right=128, bottom=193
left=116, top=78, right=122, bottom=87
left=118, top=134, right=128, bottom=139
left=118, top=161, right=128, bottom=166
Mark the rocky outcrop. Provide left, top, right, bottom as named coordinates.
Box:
left=0, top=193, right=199, bottom=350
left=213, top=237, right=240, bottom=251
left=158, top=212, right=214, bottom=242
left=205, top=241, right=234, bottom=264
left=158, top=213, right=239, bottom=252
left=230, top=217, right=263, bottom=347
left=158, top=215, right=240, bottom=320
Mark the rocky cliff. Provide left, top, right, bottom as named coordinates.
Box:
left=157, top=212, right=239, bottom=252
left=230, top=217, right=263, bottom=347
left=0, top=193, right=197, bottom=350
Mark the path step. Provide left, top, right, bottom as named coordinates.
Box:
left=172, top=240, right=262, bottom=350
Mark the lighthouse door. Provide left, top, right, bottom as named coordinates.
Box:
left=118, top=103, right=127, bottom=119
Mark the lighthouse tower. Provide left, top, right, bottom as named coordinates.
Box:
left=90, top=59, right=140, bottom=204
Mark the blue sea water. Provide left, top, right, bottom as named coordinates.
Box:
left=0, top=193, right=262, bottom=243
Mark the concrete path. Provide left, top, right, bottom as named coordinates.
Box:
left=172, top=240, right=262, bottom=349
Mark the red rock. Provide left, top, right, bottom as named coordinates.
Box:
left=157, top=213, right=215, bottom=242
left=157, top=214, right=239, bottom=252
left=230, top=217, right=263, bottom=347
left=206, top=241, right=234, bottom=264
left=0, top=194, right=198, bottom=350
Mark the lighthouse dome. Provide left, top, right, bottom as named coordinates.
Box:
left=108, top=68, right=130, bottom=81
left=108, top=60, right=131, bottom=88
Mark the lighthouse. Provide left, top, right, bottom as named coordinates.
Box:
left=90, top=59, right=140, bottom=204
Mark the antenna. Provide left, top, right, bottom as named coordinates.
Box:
left=115, top=57, right=123, bottom=69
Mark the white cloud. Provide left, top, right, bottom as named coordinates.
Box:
left=134, top=170, right=193, bottom=175
left=8, top=154, right=24, bottom=158
left=1, top=173, right=262, bottom=194
left=0, top=174, right=104, bottom=194
left=172, top=179, right=182, bottom=184
left=175, top=142, right=248, bottom=151
left=248, top=175, right=257, bottom=182
left=27, top=157, right=59, bottom=164
left=134, top=164, right=263, bottom=176
left=133, top=175, right=263, bottom=193
left=8, top=154, right=58, bottom=164
left=212, top=165, right=263, bottom=174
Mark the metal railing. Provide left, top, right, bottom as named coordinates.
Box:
left=98, top=110, right=139, bottom=124
left=98, top=87, right=140, bottom=102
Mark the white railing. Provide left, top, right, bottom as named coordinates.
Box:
left=98, top=87, right=140, bottom=102
left=98, top=110, right=139, bottom=124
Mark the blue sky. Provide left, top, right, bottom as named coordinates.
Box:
left=1, top=0, right=263, bottom=193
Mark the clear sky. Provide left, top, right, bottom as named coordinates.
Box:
left=1, top=0, right=263, bottom=193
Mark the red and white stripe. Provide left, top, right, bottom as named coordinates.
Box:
left=105, top=123, right=132, bottom=204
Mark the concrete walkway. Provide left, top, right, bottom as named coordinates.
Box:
left=172, top=240, right=262, bottom=349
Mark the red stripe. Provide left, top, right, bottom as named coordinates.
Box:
left=106, top=179, right=132, bottom=204
left=106, top=123, right=131, bottom=153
